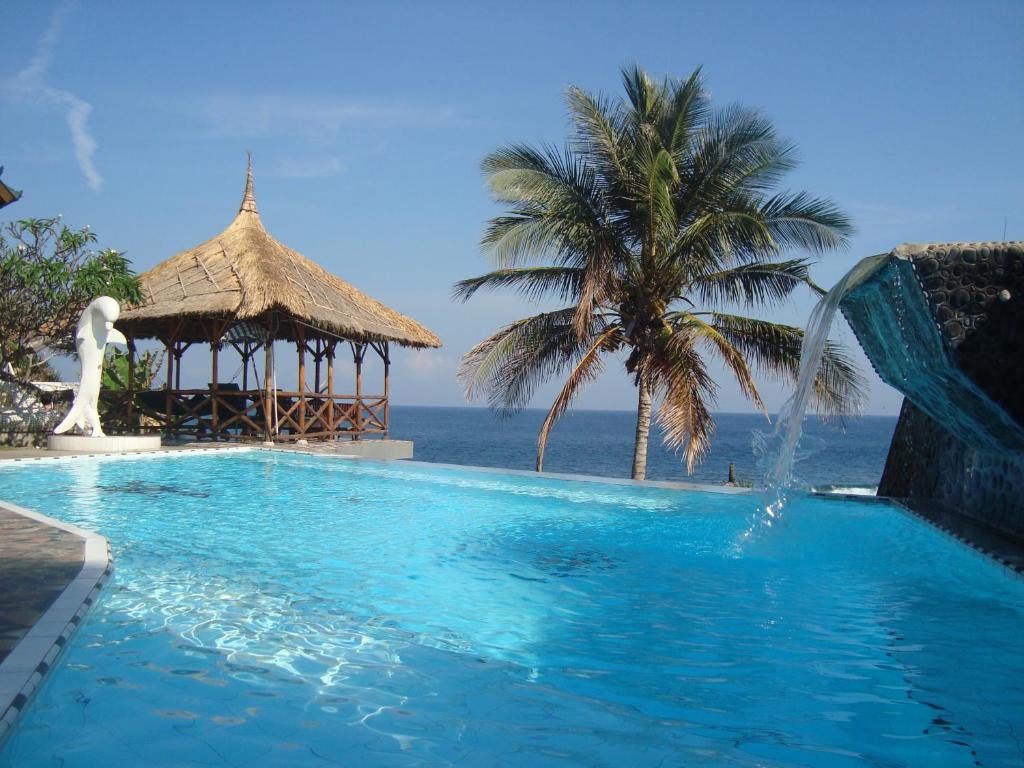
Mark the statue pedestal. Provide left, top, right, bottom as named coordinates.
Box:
left=48, top=434, right=162, bottom=453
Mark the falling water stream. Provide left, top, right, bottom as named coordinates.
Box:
left=753, top=254, right=890, bottom=528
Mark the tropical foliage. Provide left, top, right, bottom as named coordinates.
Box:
left=455, top=66, right=865, bottom=479
left=101, top=348, right=164, bottom=392
left=0, top=217, right=142, bottom=379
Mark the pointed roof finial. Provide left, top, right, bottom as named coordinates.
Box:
left=239, top=152, right=258, bottom=214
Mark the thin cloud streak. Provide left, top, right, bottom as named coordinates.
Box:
left=400, top=350, right=451, bottom=378
left=271, top=156, right=345, bottom=179
left=200, top=94, right=458, bottom=138
left=2, top=0, right=103, bottom=191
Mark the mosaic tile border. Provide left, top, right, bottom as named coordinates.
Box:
left=892, top=499, right=1024, bottom=577
left=0, top=444, right=251, bottom=465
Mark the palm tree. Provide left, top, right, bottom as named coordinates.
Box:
left=455, top=66, right=865, bottom=480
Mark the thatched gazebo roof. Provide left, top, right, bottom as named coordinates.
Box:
left=119, top=162, right=441, bottom=348
left=0, top=165, right=22, bottom=209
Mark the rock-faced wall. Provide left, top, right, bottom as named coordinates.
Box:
left=911, top=243, right=1024, bottom=426
left=879, top=400, right=1024, bottom=541
left=841, top=241, right=1024, bottom=543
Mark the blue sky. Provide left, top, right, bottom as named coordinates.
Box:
left=2, top=0, right=1022, bottom=416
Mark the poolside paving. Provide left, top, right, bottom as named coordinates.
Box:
left=0, top=442, right=236, bottom=460
left=0, top=508, right=83, bottom=663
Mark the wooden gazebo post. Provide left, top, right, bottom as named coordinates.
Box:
left=263, top=333, right=274, bottom=442
left=163, top=331, right=175, bottom=430
left=326, top=340, right=336, bottom=435
left=351, top=342, right=365, bottom=440
left=368, top=340, right=390, bottom=436
left=210, top=322, right=219, bottom=437
left=313, top=339, right=322, bottom=394
left=126, top=337, right=136, bottom=428
left=382, top=341, right=390, bottom=434
left=241, top=342, right=250, bottom=390
left=296, top=323, right=307, bottom=434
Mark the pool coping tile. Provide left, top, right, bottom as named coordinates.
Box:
left=0, top=501, right=113, bottom=748
left=889, top=498, right=1024, bottom=577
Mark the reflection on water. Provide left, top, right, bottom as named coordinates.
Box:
left=101, top=480, right=211, bottom=499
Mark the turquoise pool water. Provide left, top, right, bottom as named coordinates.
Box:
left=0, top=450, right=1021, bottom=767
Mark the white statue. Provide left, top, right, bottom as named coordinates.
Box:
left=54, top=296, right=127, bottom=437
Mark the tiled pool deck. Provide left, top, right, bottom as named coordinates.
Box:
left=0, top=442, right=1021, bottom=748
left=0, top=501, right=111, bottom=743
left=0, top=507, right=84, bottom=663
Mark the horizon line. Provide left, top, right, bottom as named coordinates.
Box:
left=388, top=403, right=899, bottom=418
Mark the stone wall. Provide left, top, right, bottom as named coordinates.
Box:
left=879, top=400, right=1024, bottom=543
left=841, top=241, right=1024, bottom=545
left=910, top=242, right=1024, bottom=425
left=0, top=431, right=48, bottom=448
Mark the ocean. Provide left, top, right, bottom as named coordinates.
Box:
left=388, top=406, right=898, bottom=491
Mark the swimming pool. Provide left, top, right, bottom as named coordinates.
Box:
left=0, top=450, right=1021, bottom=766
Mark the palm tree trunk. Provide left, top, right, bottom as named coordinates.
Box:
left=631, top=377, right=653, bottom=480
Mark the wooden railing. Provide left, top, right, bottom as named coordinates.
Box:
left=100, top=389, right=388, bottom=441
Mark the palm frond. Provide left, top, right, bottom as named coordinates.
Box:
left=452, top=266, right=585, bottom=304
left=481, top=144, right=609, bottom=268
left=687, top=259, right=813, bottom=307
left=457, top=307, right=603, bottom=414
left=481, top=143, right=626, bottom=338
left=536, top=324, right=622, bottom=470
left=759, top=191, right=854, bottom=254
left=680, top=105, right=789, bottom=208
left=662, top=67, right=708, bottom=159
left=620, top=63, right=663, bottom=126
left=809, top=340, right=866, bottom=419
left=482, top=144, right=596, bottom=211
left=671, top=207, right=776, bottom=271
left=674, top=314, right=765, bottom=413
left=639, top=332, right=717, bottom=472
left=571, top=243, right=615, bottom=341
left=566, top=86, right=629, bottom=183
left=481, top=213, right=565, bottom=268
left=708, top=313, right=867, bottom=417
left=641, top=147, right=680, bottom=253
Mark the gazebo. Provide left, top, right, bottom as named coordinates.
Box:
left=112, top=161, right=441, bottom=443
